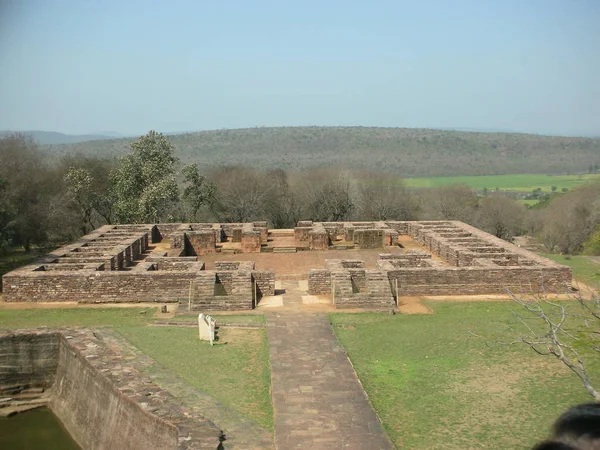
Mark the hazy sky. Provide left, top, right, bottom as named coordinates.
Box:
left=0, top=0, right=599, bottom=136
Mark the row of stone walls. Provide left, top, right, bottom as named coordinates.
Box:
left=145, top=256, right=204, bottom=271
left=2, top=270, right=204, bottom=302
left=387, top=266, right=572, bottom=295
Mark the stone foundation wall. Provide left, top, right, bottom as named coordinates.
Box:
left=186, top=230, right=216, bottom=256
left=0, top=332, right=60, bottom=390
left=191, top=271, right=254, bottom=311
left=241, top=223, right=262, bottom=253
left=353, top=229, right=385, bottom=249
left=308, top=224, right=330, bottom=250
left=3, top=269, right=205, bottom=303
left=294, top=227, right=312, bottom=243
left=331, top=269, right=393, bottom=309
left=253, top=270, right=276, bottom=297
left=308, top=269, right=331, bottom=294
left=387, top=266, right=572, bottom=295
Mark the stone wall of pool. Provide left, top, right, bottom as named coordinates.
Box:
left=0, top=329, right=223, bottom=449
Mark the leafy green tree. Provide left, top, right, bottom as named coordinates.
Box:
left=0, top=177, right=15, bottom=252
left=0, top=134, right=56, bottom=250
left=110, top=131, right=179, bottom=223
left=64, top=167, right=102, bottom=234
left=180, top=163, right=215, bottom=222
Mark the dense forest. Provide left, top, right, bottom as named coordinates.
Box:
left=45, top=127, right=600, bottom=178
left=1, top=131, right=599, bottom=259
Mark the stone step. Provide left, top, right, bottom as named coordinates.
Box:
left=272, top=247, right=297, bottom=253
left=277, top=273, right=308, bottom=281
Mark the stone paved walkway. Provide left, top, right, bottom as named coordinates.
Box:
left=97, top=329, right=274, bottom=449
left=267, top=282, right=393, bottom=449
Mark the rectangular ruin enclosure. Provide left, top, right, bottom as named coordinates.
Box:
left=1, top=223, right=274, bottom=310
left=305, top=220, right=572, bottom=307
left=1, top=221, right=572, bottom=310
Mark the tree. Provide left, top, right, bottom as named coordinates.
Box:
left=540, top=182, right=600, bottom=254
left=481, top=291, right=600, bottom=401
left=110, top=131, right=179, bottom=223
left=180, top=163, right=215, bottom=222
left=355, top=174, right=417, bottom=221
left=295, top=168, right=356, bottom=222
left=0, top=177, right=15, bottom=252
left=418, top=183, right=479, bottom=224
left=64, top=167, right=97, bottom=234
left=475, top=195, right=525, bottom=241
left=0, top=134, right=57, bottom=250
left=207, top=167, right=272, bottom=223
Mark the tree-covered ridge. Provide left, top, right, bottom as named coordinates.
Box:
left=48, top=126, right=600, bottom=177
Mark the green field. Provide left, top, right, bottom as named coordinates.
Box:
left=405, top=173, right=600, bottom=192
left=331, top=302, right=597, bottom=449
left=0, top=309, right=273, bottom=430
left=542, top=254, right=600, bottom=289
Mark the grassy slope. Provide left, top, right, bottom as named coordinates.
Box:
left=118, top=325, right=273, bottom=430
left=331, top=302, right=596, bottom=450
left=542, top=254, right=600, bottom=289
left=0, top=310, right=273, bottom=429
left=47, top=127, right=600, bottom=177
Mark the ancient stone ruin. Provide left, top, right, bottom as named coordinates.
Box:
left=0, top=328, right=224, bottom=449
left=307, top=221, right=571, bottom=307
left=2, top=221, right=571, bottom=309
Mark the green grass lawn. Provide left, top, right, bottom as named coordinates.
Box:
left=117, top=325, right=273, bottom=430
left=405, top=173, right=600, bottom=192
left=542, top=254, right=600, bottom=290
left=0, top=308, right=273, bottom=430
left=331, top=301, right=597, bottom=450
left=167, top=314, right=267, bottom=325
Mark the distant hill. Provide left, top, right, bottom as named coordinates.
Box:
left=0, top=130, right=123, bottom=145
left=45, top=126, right=600, bottom=177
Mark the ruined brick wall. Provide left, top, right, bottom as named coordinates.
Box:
left=214, top=261, right=255, bottom=271
left=309, top=224, right=330, bottom=250
left=294, top=227, right=312, bottom=244
left=241, top=223, right=262, bottom=253
left=191, top=271, right=254, bottom=310
left=2, top=270, right=205, bottom=303
left=252, top=270, right=275, bottom=297
left=353, top=229, right=385, bottom=249
left=0, top=332, right=60, bottom=389
left=387, top=266, right=572, bottom=295
left=331, top=269, right=393, bottom=309
left=308, top=269, right=331, bottom=294
left=186, top=230, right=216, bottom=256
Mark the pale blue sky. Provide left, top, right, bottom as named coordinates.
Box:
left=0, top=0, right=599, bottom=136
